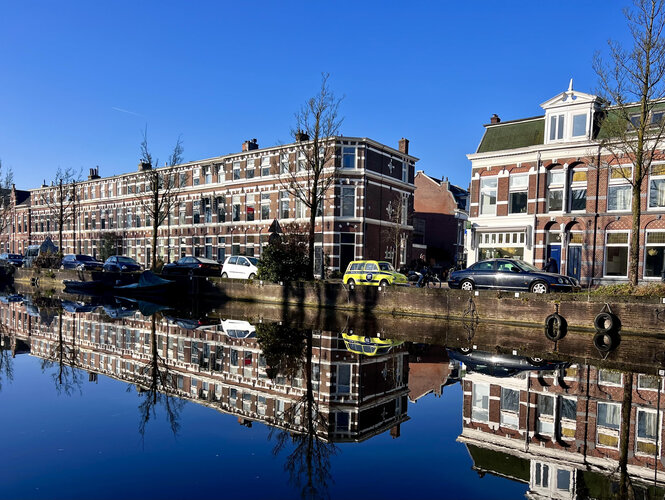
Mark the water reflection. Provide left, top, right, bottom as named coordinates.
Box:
left=3, top=288, right=665, bottom=498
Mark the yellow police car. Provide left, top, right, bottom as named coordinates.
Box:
left=342, top=333, right=404, bottom=356
left=342, top=260, right=408, bottom=287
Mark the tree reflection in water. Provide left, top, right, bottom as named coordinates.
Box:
left=257, top=323, right=337, bottom=500
left=40, top=305, right=82, bottom=396
left=135, top=314, right=184, bottom=438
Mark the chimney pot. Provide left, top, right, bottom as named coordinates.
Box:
left=490, top=114, right=501, bottom=124
left=242, top=139, right=259, bottom=151
left=398, top=138, right=409, bottom=154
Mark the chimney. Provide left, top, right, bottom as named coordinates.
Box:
left=398, top=138, right=409, bottom=154
left=242, top=138, right=259, bottom=151
left=88, top=166, right=100, bottom=180
left=138, top=161, right=152, bottom=171
left=295, top=131, right=309, bottom=142
left=490, top=114, right=501, bottom=124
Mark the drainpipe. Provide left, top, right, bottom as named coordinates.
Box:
left=590, top=145, right=601, bottom=286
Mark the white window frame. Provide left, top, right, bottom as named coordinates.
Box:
left=500, top=387, right=520, bottom=429
left=635, top=408, right=661, bottom=456
left=342, top=147, right=356, bottom=169
left=508, top=174, right=528, bottom=214
left=479, top=177, right=497, bottom=216
left=341, top=187, right=355, bottom=217
left=644, top=230, right=665, bottom=279
left=549, top=114, right=565, bottom=141
left=649, top=162, right=665, bottom=209
left=471, top=383, right=489, bottom=422
left=280, top=153, right=289, bottom=174
left=596, top=401, right=621, bottom=449
left=608, top=165, right=633, bottom=212
left=232, top=161, right=241, bottom=180
left=537, top=393, right=555, bottom=436
left=547, top=169, right=565, bottom=213
left=572, top=113, right=588, bottom=137
left=261, top=156, right=271, bottom=176
left=604, top=231, right=630, bottom=278
left=569, top=168, right=587, bottom=212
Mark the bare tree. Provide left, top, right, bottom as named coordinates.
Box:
left=594, top=0, right=665, bottom=285
left=0, top=159, right=15, bottom=247
left=282, top=73, right=343, bottom=280
left=382, top=192, right=409, bottom=269
left=44, top=167, right=80, bottom=254
left=138, top=128, right=184, bottom=270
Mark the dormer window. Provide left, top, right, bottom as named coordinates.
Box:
left=549, top=114, right=565, bottom=141
left=572, top=113, right=587, bottom=137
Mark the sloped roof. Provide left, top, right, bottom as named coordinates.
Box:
left=476, top=118, right=545, bottom=153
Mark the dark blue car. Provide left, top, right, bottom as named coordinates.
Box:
left=448, top=258, right=580, bottom=294
left=103, top=256, right=143, bottom=273
left=61, top=254, right=103, bottom=271
left=0, top=253, right=23, bottom=267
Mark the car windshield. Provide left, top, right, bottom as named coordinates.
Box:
left=514, top=260, right=540, bottom=272
left=117, top=257, right=137, bottom=265
left=379, top=262, right=395, bottom=272
left=8, top=254, right=20, bottom=259
left=76, top=255, right=95, bottom=261
left=247, top=257, right=258, bottom=266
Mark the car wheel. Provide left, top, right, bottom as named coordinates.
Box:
left=530, top=281, right=548, bottom=294
left=379, top=279, right=389, bottom=287
left=527, top=357, right=545, bottom=366
left=221, top=272, right=228, bottom=278
left=347, top=278, right=355, bottom=286
left=248, top=273, right=256, bottom=280
left=60, top=265, right=65, bottom=270
left=458, top=347, right=472, bottom=354
left=460, top=279, right=474, bottom=291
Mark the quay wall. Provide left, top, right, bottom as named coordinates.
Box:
left=13, top=269, right=665, bottom=335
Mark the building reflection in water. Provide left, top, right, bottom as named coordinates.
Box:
left=0, top=293, right=411, bottom=498
left=455, top=347, right=665, bottom=499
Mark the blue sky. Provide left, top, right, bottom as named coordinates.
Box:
left=0, top=1, right=630, bottom=191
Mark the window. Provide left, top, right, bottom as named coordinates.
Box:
left=233, top=161, right=241, bottom=180
left=280, top=191, right=290, bottom=219
left=246, top=194, right=255, bottom=222
left=193, top=200, right=201, bottom=224
left=549, top=114, right=564, bottom=141
left=605, top=232, right=629, bottom=277
left=479, top=177, right=497, bottom=215
left=342, top=147, right=356, bottom=168
left=335, top=412, right=350, bottom=432
left=261, top=156, right=271, bottom=176
left=509, top=174, right=528, bottom=214
left=599, top=369, right=622, bottom=386
left=232, top=195, right=241, bottom=222
left=597, top=402, right=621, bottom=448
left=402, top=162, right=408, bottom=183
left=246, top=159, right=255, bottom=179
left=500, top=387, right=519, bottom=428
left=216, top=196, right=226, bottom=221
left=179, top=172, right=188, bottom=187
left=204, top=166, right=212, bottom=184
left=203, top=198, right=212, bottom=223
left=401, top=195, right=408, bottom=225
left=217, top=236, right=225, bottom=262
left=569, top=169, right=587, bottom=211
left=636, top=409, right=659, bottom=455
left=608, top=166, right=632, bottom=211
left=572, top=113, right=587, bottom=137
left=261, top=193, right=270, bottom=220
left=638, top=373, right=660, bottom=390
left=178, top=205, right=186, bottom=225
left=297, top=151, right=306, bottom=171
left=341, top=187, right=355, bottom=217
left=537, top=394, right=555, bottom=435
left=649, top=163, right=665, bottom=208
left=547, top=169, right=564, bottom=212
left=295, top=199, right=306, bottom=219
left=534, top=463, right=550, bottom=488
left=559, top=397, right=577, bottom=439
left=193, top=168, right=200, bottom=186
left=280, top=153, right=289, bottom=174
left=335, top=364, right=351, bottom=394
left=472, top=384, right=489, bottom=422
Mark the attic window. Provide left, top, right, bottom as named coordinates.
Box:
left=628, top=115, right=641, bottom=130
left=572, top=114, right=587, bottom=137
left=652, top=111, right=665, bottom=125
left=550, top=114, right=564, bottom=140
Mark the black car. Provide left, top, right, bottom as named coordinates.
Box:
left=447, top=348, right=569, bottom=378
left=447, top=258, right=580, bottom=294
left=0, top=253, right=23, bottom=267
left=162, top=256, right=222, bottom=277
left=103, top=256, right=143, bottom=273
left=61, top=254, right=104, bottom=271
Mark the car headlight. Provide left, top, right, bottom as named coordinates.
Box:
left=558, top=278, right=563, bottom=283
left=121, top=265, right=127, bottom=270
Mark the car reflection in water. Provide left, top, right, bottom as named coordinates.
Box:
left=342, top=333, right=403, bottom=356
left=447, top=348, right=569, bottom=378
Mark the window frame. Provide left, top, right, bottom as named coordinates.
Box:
left=546, top=169, right=565, bottom=213
left=603, top=231, right=630, bottom=278
left=569, top=168, right=587, bottom=212
left=649, top=162, right=665, bottom=209
left=607, top=165, right=633, bottom=212
left=508, top=174, right=528, bottom=214
left=479, top=177, right=497, bottom=216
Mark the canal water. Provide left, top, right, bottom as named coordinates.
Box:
left=0, top=290, right=662, bottom=499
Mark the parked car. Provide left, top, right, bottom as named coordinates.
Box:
left=162, top=256, right=222, bottom=277
left=61, top=254, right=103, bottom=271
left=447, top=258, right=580, bottom=293
left=221, top=256, right=258, bottom=279
left=103, top=256, right=143, bottom=273
left=0, top=253, right=23, bottom=267
left=343, top=260, right=408, bottom=287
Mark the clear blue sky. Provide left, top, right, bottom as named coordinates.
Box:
left=0, top=1, right=630, bottom=191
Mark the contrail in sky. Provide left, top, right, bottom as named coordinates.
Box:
left=112, top=107, right=144, bottom=118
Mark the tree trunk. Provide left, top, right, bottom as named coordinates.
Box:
left=618, top=372, right=634, bottom=499
left=629, top=181, right=641, bottom=286
left=307, top=196, right=316, bottom=280
left=151, top=188, right=159, bottom=270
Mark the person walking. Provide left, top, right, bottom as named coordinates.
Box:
left=543, top=257, right=558, bottom=273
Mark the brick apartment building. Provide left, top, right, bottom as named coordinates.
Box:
left=466, top=81, right=665, bottom=285
left=1, top=298, right=409, bottom=442
left=459, top=362, right=665, bottom=497
left=4, top=136, right=417, bottom=275
left=412, top=171, right=468, bottom=270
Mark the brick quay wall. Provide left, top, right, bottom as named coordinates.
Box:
left=15, top=268, right=665, bottom=336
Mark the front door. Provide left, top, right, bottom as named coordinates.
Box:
left=567, top=246, right=581, bottom=281
left=339, top=244, right=355, bottom=274
left=547, top=245, right=561, bottom=273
